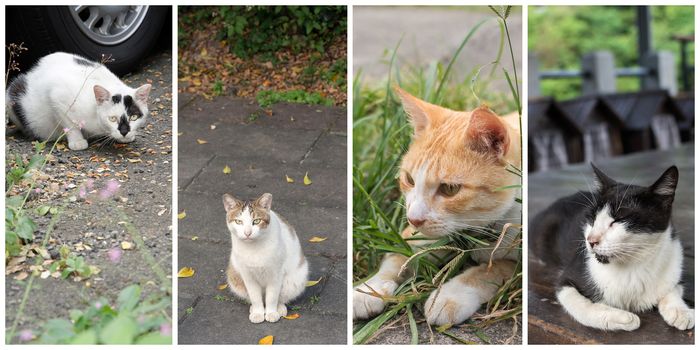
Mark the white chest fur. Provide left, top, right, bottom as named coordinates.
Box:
left=587, top=228, right=683, bottom=312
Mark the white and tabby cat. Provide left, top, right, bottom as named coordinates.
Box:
left=223, top=193, right=309, bottom=323
left=531, top=164, right=694, bottom=331
left=6, top=52, right=151, bottom=150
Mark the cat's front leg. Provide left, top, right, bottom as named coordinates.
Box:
left=65, top=128, right=88, bottom=151
left=264, top=278, right=284, bottom=323
left=240, top=273, right=265, bottom=323
left=353, top=253, right=407, bottom=320
left=424, top=260, right=515, bottom=325
left=658, top=284, right=695, bottom=330
left=557, top=285, right=640, bottom=331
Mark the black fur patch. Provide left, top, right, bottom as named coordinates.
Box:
left=118, top=115, right=130, bottom=136
left=74, top=56, right=96, bottom=67
left=123, top=95, right=143, bottom=118
left=112, top=94, right=122, bottom=104
left=7, top=74, right=36, bottom=137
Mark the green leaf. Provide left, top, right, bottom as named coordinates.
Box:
left=70, top=329, right=98, bottom=344
left=36, top=205, right=51, bottom=216
left=15, top=215, right=37, bottom=240
left=49, top=207, right=59, bottom=215
left=39, top=319, right=75, bottom=344
left=117, top=285, right=142, bottom=313
left=134, top=331, right=171, bottom=345
left=99, top=314, right=138, bottom=344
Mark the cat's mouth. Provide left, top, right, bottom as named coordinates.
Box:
left=594, top=253, right=610, bottom=264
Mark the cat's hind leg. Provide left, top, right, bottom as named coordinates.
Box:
left=353, top=253, right=408, bottom=320
left=226, top=263, right=248, bottom=301
left=424, top=259, right=515, bottom=325
left=557, top=285, right=640, bottom=331
left=658, top=284, right=694, bottom=330
left=278, top=255, right=309, bottom=309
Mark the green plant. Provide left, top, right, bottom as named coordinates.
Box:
left=256, top=89, right=334, bottom=108
left=36, top=285, right=171, bottom=344
left=48, top=245, right=100, bottom=280
left=352, top=7, right=521, bottom=345
left=212, top=79, right=224, bottom=96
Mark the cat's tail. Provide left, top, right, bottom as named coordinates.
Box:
left=6, top=73, right=29, bottom=133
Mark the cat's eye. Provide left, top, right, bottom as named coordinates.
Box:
left=109, top=116, right=118, bottom=122
left=404, top=173, right=415, bottom=187
left=252, top=219, right=261, bottom=225
left=129, top=115, right=139, bottom=121
left=438, top=183, right=461, bottom=197
left=234, top=219, right=243, bottom=225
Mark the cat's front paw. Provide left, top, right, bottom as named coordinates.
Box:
left=277, top=303, right=288, bottom=317
left=661, top=306, right=694, bottom=330
left=353, top=279, right=397, bottom=320
left=249, top=305, right=265, bottom=323
left=601, top=309, right=640, bottom=331
left=265, top=311, right=281, bottom=323
left=424, top=285, right=481, bottom=326
left=68, top=139, right=89, bottom=151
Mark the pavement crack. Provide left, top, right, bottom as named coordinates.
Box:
left=178, top=295, right=202, bottom=325
left=299, top=130, right=326, bottom=165
left=181, top=154, right=216, bottom=191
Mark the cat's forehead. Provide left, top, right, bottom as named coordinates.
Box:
left=108, top=92, right=145, bottom=117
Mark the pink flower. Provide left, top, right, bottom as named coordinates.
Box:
left=86, top=179, right=95, bottom=189
left=107, top=247, right=122, bottom=263
left=78, top=120, right=86, bottom=129
left=34, top=188, right=41, bottom=194
left=18, top=329, right=33, bottom=342
left=160, top=323, right=172, bottom=336
left=94, top=301, right=103, bottom=309
left=62, top=127, right=70, bottom=133
left=99, top=179, right=120, bottom=199
left=79, top=186, right=87, bottom=198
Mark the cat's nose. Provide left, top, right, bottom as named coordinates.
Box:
left=408, top=217, right=425, bottom=227
left=587, top=237, right=600, bottom=248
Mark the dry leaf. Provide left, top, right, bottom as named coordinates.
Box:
left=283, top=313, right=300, bottom=320
left=196, top=139, right=208, bottom=144
left=121, top=241, right=134, bottom=250
left=258, top=335, right=274, bottom=345
left=40, top=271, right=50, bottom=279
left=178, top=267, right=195, bottom=278
left=178, top=211, right=187, bottom=220
left=285, top=174, right=294, bottom=183
left=191, top=236, right=199, bottom=241
left=306, top=277, right=322, bottom=287
left=223, top=165, right=231, bottom=174
left=309, top=236, right=327, bottom=243
left=15, top=271, right=29, bottom=281
left=303, top=172, right=312, bottom=185
left=218, top=283, right=227, bottom=290
left=210, top=124, right=216, bottom=130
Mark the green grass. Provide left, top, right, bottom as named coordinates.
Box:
left=255, top=89, right=334, bottom=108
left=352, top=6, right=522, bottom=344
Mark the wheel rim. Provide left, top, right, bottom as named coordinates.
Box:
left=69, top=5, right=149, bottom=46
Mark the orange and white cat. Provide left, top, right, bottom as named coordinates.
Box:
left=353, top=88, right=521, bottom=325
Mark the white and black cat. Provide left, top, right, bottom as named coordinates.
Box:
left=6, top=52, right=151, bottom=150
left=531, top=164, right=694, bottom=331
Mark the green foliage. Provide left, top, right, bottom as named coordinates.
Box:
left=37, top=285, right=171, bottom=344
left=180, top=6, right=346, bottom=58
left=48, top=245, right=100, bottom=280
left=529, top=6, right=694, bottom=99
left=212, top=79, right=224, bottom=96
left=256, top=89, right=334, bottom=108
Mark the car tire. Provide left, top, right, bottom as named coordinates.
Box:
left=6, top=6, right=168, bottom=76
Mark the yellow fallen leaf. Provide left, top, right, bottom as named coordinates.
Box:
left=285, top=174, right=294, bottom=183
left=178, top=211, right=186, bottom=220
left=223, top=165, right=231, bottom=174
left=283, top=313, right=300, bottom=320
left=121, top=241, right=134, bottom=250
left=258, top=335, right=273, bottom=345
left=191, top=236, right=199, bottom=241
left=306, top=277, right=322, bottom=287
left=196, top=139, right=208, bottom=144
left=303, top=172, right=312, bottom=185
left=309, top=236, right=327, bottom=243
left=178, top=132, right=183, bottom=136
left=218, top=283, right=227, bottom=290
left=178, top=267, right=195, bottom=278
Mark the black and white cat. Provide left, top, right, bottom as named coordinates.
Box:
left=6, top=52, right=151, bottom=150
left=531, top=164, right=694, bottom=331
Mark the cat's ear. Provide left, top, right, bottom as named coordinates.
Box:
left=467, top=106, right=509, bottom=157
left=649, top=166, right=678, bottom=196
left=394, top=87, right=432, bottom=137
left=222, top=193, right=243, bottom=212
left=134, top=84, right=152, bottom=104
left=591, top=163, right=616, bottom=190
left=93, top=85, right=111, bottom=105
left=254, top=193, right=273, bottom=211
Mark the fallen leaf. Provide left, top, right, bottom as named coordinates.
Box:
left=178, top=211, right=186, bottom=220
left=210, top=124, right=217, bottom=130
left=218, top=283, right=227, bottom=290
left=258, top=335, right=274, bottom=345
left=15, top=271, right=29, bottom=281
left=306, top=278, right=322, bottom=287
left=40, top=271, right=50, bottom=279
left=191, top=236, right=199, bottom=241
left=178, top=267, right=195, bottom=278
left=303, top=172, right=312, bottom=185
left=223, top=165, right=231, bottom=174
left=196, top=139, right=208, bottom=144
left=121, top=241, right=134, bottom=250
left=283, top=313, right=300, bottom=320
left=285, top=175, right=294, bottom=183
left=308, top=236, right=327, bottom=243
